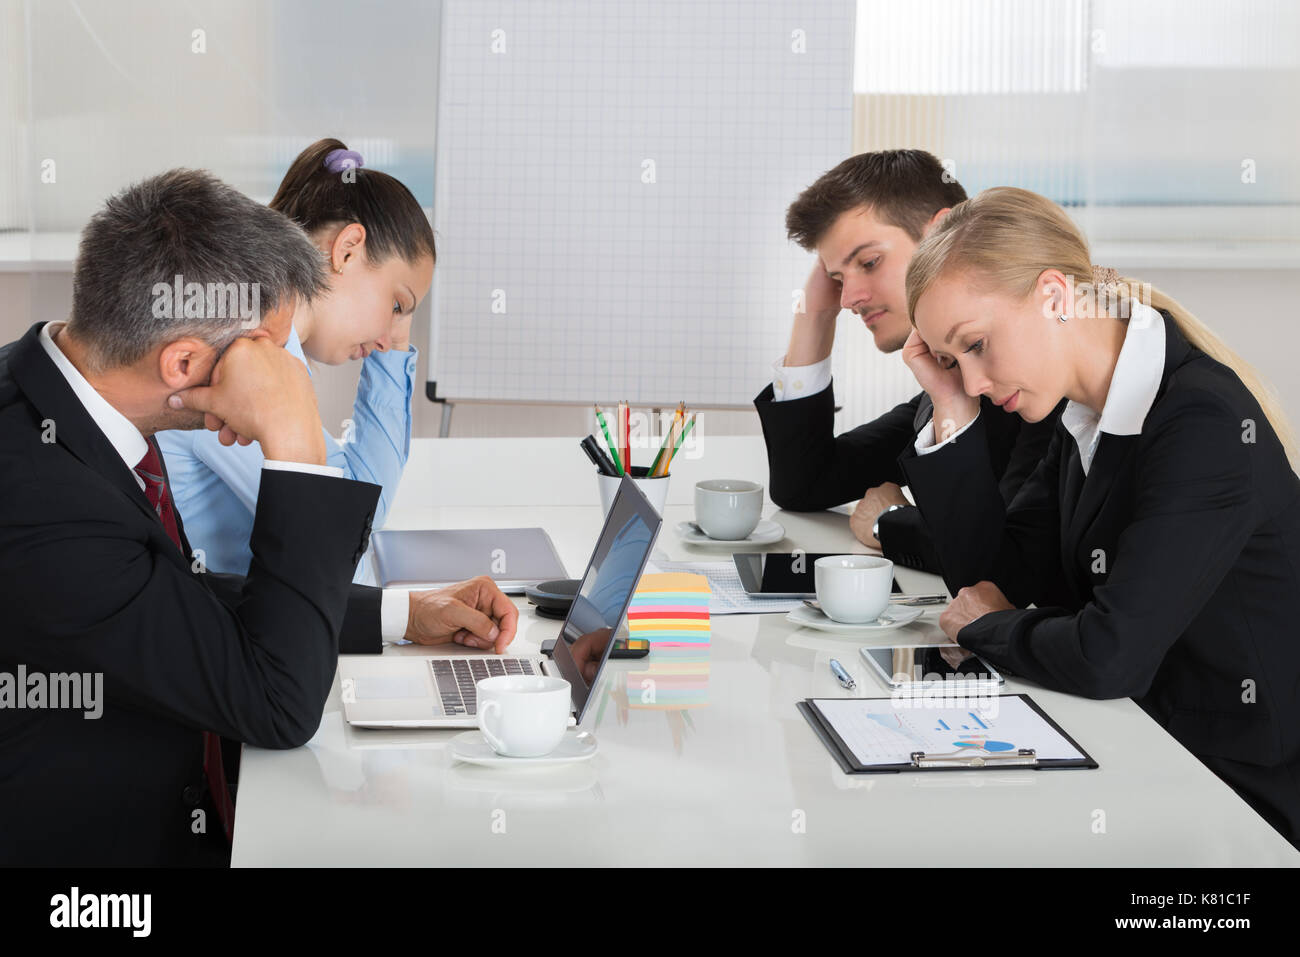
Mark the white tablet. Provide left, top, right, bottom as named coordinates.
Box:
left=859, top=644, right=1005, bottom=697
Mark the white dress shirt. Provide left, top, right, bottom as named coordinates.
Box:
left=40, top=322, right=151, bottom=489
left=39, top=321, right=409, bottom=640
left=914, top=301, right=1168, bottom=475
left=770, top=355, right=833, bottom=401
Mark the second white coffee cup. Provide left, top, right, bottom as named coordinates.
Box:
left=814, top=555, right=894, bottom=623
left=477, top=675, right=571, bottom=757
left=694, top=479, right=763, bottom=540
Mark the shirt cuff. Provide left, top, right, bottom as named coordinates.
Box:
left=263, top=460, right=345, bottom=478
left=914, top=412, right=979, bottom=455
left=372, top=342, right=418, bottom=368
left=771, top=355, right=832, bottom=402
left=379, top=589, right=410, bottom=643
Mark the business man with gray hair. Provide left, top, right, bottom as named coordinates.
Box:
left=0, top=169, right=517, bottom=866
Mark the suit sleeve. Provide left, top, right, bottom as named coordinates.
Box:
left=1, top=468, right=380, bottom=748
left=874, top=506, right=944, bottom=574
left=754, top=381, right=921, bottom=510
left=901, top=411, right=1065, bottom=605
left=995, top=401, right=1063, bottom=506
left=954, top=390, right=1255, bottom=699
left=203, top=573, right=383, bottom=655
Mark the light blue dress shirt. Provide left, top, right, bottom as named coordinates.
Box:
left=156, top=325, right=419, bottom=585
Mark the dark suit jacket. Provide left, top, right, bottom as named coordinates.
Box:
left=901, top=310, right=1300, bottom=847
left=754, top=380, right=1059, bottom=572
left=0, top=321, right=385, bottom=866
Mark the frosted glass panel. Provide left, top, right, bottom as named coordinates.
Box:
left=854, top=0, right=1300, bottom=214
left=20, top=0, right=438, bottom=232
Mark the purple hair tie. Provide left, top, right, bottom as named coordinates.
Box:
left=324, top=148, right=364, bottom=174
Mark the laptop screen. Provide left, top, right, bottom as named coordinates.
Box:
left=551, top=476, right=662, bottom=722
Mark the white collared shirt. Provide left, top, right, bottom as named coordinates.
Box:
left=39, top=322, right=151, bottom=490
left=1059, top=301, right=1166, bottom=474
left=771, top=355, right=833, bottom=401
left=915, top=301, right=1167, bottom=474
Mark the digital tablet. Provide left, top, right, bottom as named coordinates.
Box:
left=733, top=552, right=901, bottom=599
left=859, top=644, right=1005, bottom=697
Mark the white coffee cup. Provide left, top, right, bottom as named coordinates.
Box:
left=694, top=479, right=763, bottom=540
left=814, top=555, right=894, bottom=623
left=476, top=675, right=571, bottom=757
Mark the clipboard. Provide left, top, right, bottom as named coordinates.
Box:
left=797, top=693, right=1098, bottom=774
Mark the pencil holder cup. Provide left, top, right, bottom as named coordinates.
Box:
left=597, top=466, right=669, bottom=516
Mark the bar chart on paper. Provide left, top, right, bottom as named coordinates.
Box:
left=812, top=696, right=1088, bottom=767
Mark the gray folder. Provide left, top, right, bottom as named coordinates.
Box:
left=370, top=527, right=568, bottom=594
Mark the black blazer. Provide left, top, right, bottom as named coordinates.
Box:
left=0, top=321, right=385, bottom=866
left=901, top=310, right=1300, bottom=847
left=754, top=379, right=1059, bottom=572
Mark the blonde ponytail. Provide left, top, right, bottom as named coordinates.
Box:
left=1129, top=279, right=1297, bottom=467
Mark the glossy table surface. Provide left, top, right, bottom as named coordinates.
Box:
left=231, top=437, right=1299, bottom=866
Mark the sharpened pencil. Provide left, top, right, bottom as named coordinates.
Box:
left=665, top=411, right=696, bottom=472
left=594, top=405, right=624, bottom=475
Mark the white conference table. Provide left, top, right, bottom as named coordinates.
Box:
left=232, top=436, right=1300, bottom=866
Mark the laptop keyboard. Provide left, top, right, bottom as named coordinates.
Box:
left=430, top=657, right=538, bottom=716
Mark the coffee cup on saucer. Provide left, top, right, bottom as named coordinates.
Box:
left=693, top=479, right=763, bottom=540
left=814, top=555, right=894, bottom=624
left=476, top=675, right=571, bottom=757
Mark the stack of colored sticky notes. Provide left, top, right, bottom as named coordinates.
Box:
left=625, top=572, right=710, bottom=710
left=627, top=572, right=710, bottom=645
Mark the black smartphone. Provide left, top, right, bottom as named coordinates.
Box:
left=540, top=637, right=650, bottom=659
left=733, top=552, right=902, bottom=598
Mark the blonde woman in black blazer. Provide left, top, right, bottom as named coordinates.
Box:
left=896, top=186, right=1300, bottom=849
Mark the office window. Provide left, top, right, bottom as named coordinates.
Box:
left=1, top=0, right=27, bottom=231
left=853, top=0, right=1300, bottom=245
left=13, top=0, right=438, bottom=233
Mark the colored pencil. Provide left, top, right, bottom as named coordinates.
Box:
left=648, top=404, right=683, bottom=478
left=619, top=401, right=630, bottom=474
left=594, top=405, right=624, bottom=475
left=665, top=412, right=697, bottom=472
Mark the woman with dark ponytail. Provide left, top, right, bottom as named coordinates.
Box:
left=157, top=138, right=435, bottom=585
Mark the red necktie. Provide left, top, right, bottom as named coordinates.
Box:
left=134, top=437, right=235, bottom=843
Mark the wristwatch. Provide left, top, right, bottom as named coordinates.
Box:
left=873, top=504, right=910, bottom=540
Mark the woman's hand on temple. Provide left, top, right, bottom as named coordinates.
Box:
left=901, top=330, right=980, bottom=441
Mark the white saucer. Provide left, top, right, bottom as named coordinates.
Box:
left=785, top=603, right=924, bottom=635
left=674, top=519, right=785, bottom=546
left=449, top=730, right=598, bottom=767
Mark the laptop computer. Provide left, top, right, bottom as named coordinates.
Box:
left=341, top=475, right=663, bottom=729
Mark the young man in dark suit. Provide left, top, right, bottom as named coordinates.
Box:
left=754, top=150, right=1061, bottom=572
left=0, top=170, right=517, bottom=866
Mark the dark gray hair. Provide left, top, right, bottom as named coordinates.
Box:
left=68, top=168, right=328, bottom=370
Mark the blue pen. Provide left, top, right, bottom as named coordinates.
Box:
left=829, top=658, right=856, bottom=691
